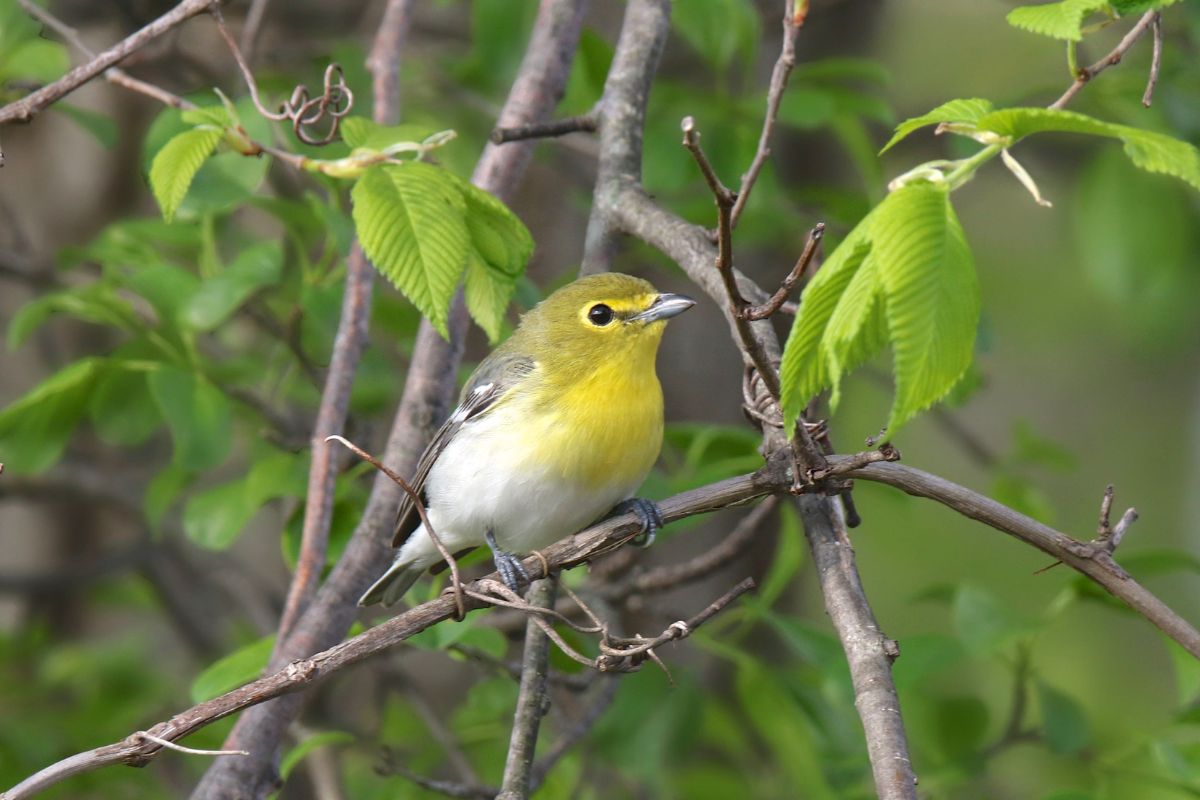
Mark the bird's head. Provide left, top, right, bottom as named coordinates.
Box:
left=515, top=273, right=695, bottom=365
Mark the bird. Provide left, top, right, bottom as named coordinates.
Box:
left=358, top=272, right=695, bottom=607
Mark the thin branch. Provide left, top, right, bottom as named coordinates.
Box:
left=1, top=469, right=776, bottom=800
left=1049, top=10, right=1159, bottom=110
left=1142, top=12, right=1163, bottom=107
left=741, top=223, right=824, bottom=321
left=0, top=0, right=216, bottom=125
left=528, top=677, right=619, bottom=792
left=848, top=461, right=1200, bottom=659
left=238, top=0, right=273, bottom=63
left=498, top=579, right=558, bottom=800
left=729, top=0, right=803, bottom=228
left=491, top=111, right=598, bottom=143
left=366, top=0, right=416, bottom=125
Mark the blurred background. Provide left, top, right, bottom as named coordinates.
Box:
left=2, top=0, right=1199, bottom=798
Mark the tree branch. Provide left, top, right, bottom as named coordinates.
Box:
left=497, top=578, right=557, bottom=800
left=0, top=469, right=777, bottom=800
left=0, top=0, right=216, bottom=125
left=1049, top=10, right=1158, bottom=110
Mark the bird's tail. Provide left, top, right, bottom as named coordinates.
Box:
left=358, top=559, right=422, bottom=607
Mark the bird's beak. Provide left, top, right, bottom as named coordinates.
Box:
left=630, top=293, right=695, bottom=323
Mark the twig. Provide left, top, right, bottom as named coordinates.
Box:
left=325, top=435, right=465, bottom=621
left=1142, top=12, right=1163, bottom=107
left=0, top=0, right=216, bottom=125
left=680, top=116, right=783, bottom=403
left=1049, top=10, right=1159, bottom=110
left=847, top=461, right=1200, bottom=658
left=528, top=677, right=619, bottom=792
left=498, top=579, right=558, bottom=800
left=729, top=0, right=803, bottom=228
left=366, top=0, right=415, bottom=125
left=135, top=733, right=247, bottom=758
left=741, top=223, right=824, bottom=320
left=491, top=111, right=598, bottom=143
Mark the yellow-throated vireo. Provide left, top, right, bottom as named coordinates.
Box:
left=359, top=273, right=694, bottom=606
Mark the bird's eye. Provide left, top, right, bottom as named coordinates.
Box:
left=587, top=303, right=614, bottom=326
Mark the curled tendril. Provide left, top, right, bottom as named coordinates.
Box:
left=213, top=7, right=353, bottom=146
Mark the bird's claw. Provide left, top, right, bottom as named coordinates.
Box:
left=614, top=498, right=663, bottom=548
left=486, top=530, right=529, bottom=594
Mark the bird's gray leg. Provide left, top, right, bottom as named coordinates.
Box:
left=612, top=498, right=664, bottom=547
left=485, top=530, right=529, bottom=593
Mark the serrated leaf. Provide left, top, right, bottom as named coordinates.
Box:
left=183, top=242, right=283, bottom=330
left=147, top=366, right=232, bottom=471
left=872, top=183, right=979, bottom=432
left=149, top=127, right=223, bottom=222
left=454, top=177, right=532, bottom=341
left=1006, top=0, right=1109, bottom=42
left=0, top=358, right=104, bottom=473
left=180, top=105, right=230, bottom=128
left=190, top=636, right=274, bottom=703
left=464, top=254, right=516, bottom=343
left=779, top=232, right=872, bottom=429
left=352, top=162, right=470, bottom=336
left=976, top=108, right=1200, bottom=190
left=880, top=98, right=994, bottom=154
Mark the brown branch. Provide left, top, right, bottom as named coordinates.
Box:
left=848, top=461, right=1200, bottom=659
left=729, top=0, right=802, bottom=229
left=579, top=0, right=670, bottom=274
left=189, top=3, right=590, bottom=797
left=491, top=111, right=598, bottom=143
left=366, top=0, right=416, bottom=126
left=528, top=677, right=619, bottom=792
left=0, top=469, right=776, bottom=800
left=0, top=0, right=216, bottom=125
left=497, top=578, right=558, bottom=800
left=602, top=495, right=778, bottom=599
left=1142, top=12, right=1163, bottom=107
left=741, top=223, right=824, bottom=321
left=238, top=0, right=273, bottom=64
left=1049, top=10, right=1159, bottom=110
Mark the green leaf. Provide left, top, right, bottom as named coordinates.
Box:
left=933, top=695, right=990, bottom=758
left=145, top=464, right=191, bottom=527
left=672, top=0, right=760, bottom=73
left=880, top=98, right=994, bottom=154
left=119, top=263, right=201, bottom=329
left=454, top=178, right=532, bottom=341
left=0, top=358, right=104, bottom=473
left=190, top=636, right=275, bottom=703
left=1037, top=681, right=1090, bottom=754
left=339, top=117, right=433, bottom=151
left=1108, top=0, right=1181, bottom=14
left=352, top=162, right=470, bottom=336
left=0, top=1, right=40, bottom=56
left=1006, top=0, right=1109, bottom=42
left=149, top=127, right=223, bottom=222
left=52, top=104, right=119, bottom=149
left=147, top=366, right=232, bottom=471
left=0, top=37, right=68, bottom=83
left=183, top=242, right=283, bottom=330
left=279, top=731, right=355, bottom=780
left=871, top=183, right=979, bottom=432
left=976, top=108, right=1200, bottom=191
left=8, top=283, right=140, bottom=348
left=780, top=183, right=980, bottom=433
left=185, top=451, right=307, bottom=549
left=953, top=585, right=1036, bottom=655
left=88, top=364, right=160, bottom=446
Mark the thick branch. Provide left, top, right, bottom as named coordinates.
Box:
left=497, top=578, right=557, bottom=800
left=0, top=0, right=215, bottom=125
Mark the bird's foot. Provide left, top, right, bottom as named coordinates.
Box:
left=613, top=498, right=664, bottom=547
left=485, top=530, right=529, bottom=594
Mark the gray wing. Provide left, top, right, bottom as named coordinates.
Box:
left=391, top=352, right=534, bottom=548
